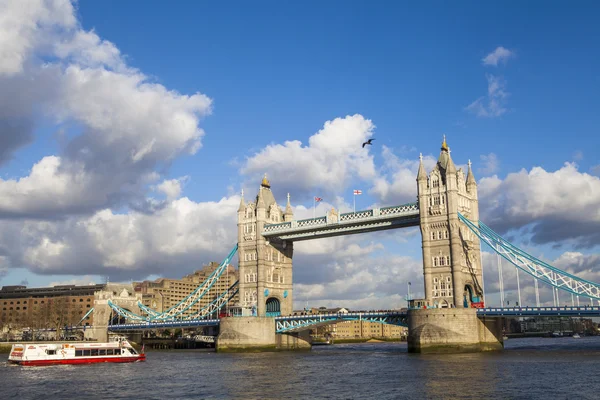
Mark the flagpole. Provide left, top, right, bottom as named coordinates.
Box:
left=353, top=193, right=356, bottom=214
left=313, top=196, right=316, bottom=219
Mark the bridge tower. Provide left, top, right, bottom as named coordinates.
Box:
left=417, top=137, right=484, bottom=308
left=237, top=174, right=294, bottom=317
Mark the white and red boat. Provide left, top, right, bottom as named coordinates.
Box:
left=7, top=338, right=145, bottom=366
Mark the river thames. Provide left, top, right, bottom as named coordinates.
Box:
left=2, top=337, right=600, bottom=399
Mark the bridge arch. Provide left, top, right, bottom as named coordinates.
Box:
left=266, top=297, right=281, bottom=316
left=464, top=284, right=475, bottom=307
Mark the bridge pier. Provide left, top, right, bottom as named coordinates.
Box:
left=216, top=317, right=311, bottom=352
left=407, top=308, right=503, bottom=353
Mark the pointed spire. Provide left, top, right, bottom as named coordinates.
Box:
left=285, top=192, right=293, bottom=215
left=446, top=147, right=456, bottom=174
left=261, top=173, right=270, bottom=188
left=238, top=188, right=245, bottom=211
left=417, top=153, right=427, bottom=180
left=441, top=134, right=448, bottom=151
left=467, top=159, right=476, bottom=186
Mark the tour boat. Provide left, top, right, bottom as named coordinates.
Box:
left=7, top=338, right=145, bottom=366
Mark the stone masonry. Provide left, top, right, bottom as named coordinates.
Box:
left=237, top=175, right=294, bottom=317
left=417, top=137, right=485, bottom=308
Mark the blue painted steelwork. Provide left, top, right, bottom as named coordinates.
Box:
left=103, top=306, right=600, bottom=331
left=109, top=319, right=220, bottom=331
left=274, top=311, right=408, bottom=333
left=476, top=306, right=600, bottom=317
left=458, top=214, right=600, bottom=300
left=262, top=202, right=420, bottom=241
left=108, top=245, right=238, bottom=322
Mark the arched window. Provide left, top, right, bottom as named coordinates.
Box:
left=433, top=257, right=438, bottom=267
left=266, top=298, right=281, bottom=317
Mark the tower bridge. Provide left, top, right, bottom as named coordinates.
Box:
left=106, top=137, right=600, bottom=353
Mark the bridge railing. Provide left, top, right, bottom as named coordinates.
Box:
left=262, top=202, right=419, bottom=235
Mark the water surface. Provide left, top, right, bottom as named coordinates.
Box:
left=2, top=337, right=599, bottom=399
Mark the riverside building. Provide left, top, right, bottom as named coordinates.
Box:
left=0, top=284, right=104, bottom=329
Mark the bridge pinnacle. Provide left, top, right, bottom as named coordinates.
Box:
left=261, top=173, right=271, bottom=188
left=441, top=135, right=448, bottom=151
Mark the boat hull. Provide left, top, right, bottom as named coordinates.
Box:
left=8, top=354, right=145, bottom=366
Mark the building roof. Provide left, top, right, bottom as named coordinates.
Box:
left=0, top=284, right=106, bottom=299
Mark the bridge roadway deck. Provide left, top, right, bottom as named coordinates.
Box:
left=261, top=203, right=420, bottom=241
left=106, top=307, right=600, bottom=332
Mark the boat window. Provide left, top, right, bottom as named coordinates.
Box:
left=91, top=349, right=99, bottom=356
left=99, top=349, right=106, bottom=356
left=46, top=349, right=56, bottom=355
left=107, top=349, right=114, bottom=355
left=75, top=350, right=83, bottom=357
left=129, top=348, right=137, bottom=355
left=83, top=350, right=91, bottom=356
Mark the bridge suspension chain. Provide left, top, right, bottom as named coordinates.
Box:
left=459, top=213, right=600, bottom=301
left=108, top=245, right=238, bottom=322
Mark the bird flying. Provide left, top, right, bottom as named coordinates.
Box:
left=362, top=138, right=375, bottom=148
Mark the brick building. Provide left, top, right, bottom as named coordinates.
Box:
left=0, top=284, right=104, bottom=329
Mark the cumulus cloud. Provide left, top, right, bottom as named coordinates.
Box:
left=370, top=146, right=437, bottom=205
left=479, top=162, right=600, bottom=247
left=0, top=196, right=240, bottom=280
left=479, top=153, right=499, bottom=175
left=590, top=165, right=600, bottom=177
left=482, top=46, right=515, bottom=66
left=155, top=176, right=189, bottom=201
left=241, top=114, right=376, bottom=201
left=466, top=74, right=509, bottom=118
left=293, top=251, right=423, bottom=310
left=0, top=0, right=211, bottom=218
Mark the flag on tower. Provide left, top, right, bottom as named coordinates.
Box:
left=314, top=196, right=323, bottom=202
left=353, top=189, right=362, bottom=195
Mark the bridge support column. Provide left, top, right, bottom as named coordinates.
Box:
left=216, top=317, right=311, bottom=352
left=407, top=308, right=503, bottom=353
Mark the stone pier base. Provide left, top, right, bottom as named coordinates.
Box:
left=408, top=308, right=503, bottom=353
left=216, top=317, right=311, bottom=352
left=85, top=326, right=108, bottom=342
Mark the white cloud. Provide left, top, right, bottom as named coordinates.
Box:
left=479, top=153, right=499, bottom=175
left=155, top=176, right=189, bottom=200
left=0, top=0, right=77, bottom=76
left=466, top=74, right=509, bottom=118
left=0, top=195, right=241, bottom=279
left=591, top=165, right=600, bottom=177
left=241, top=114, right=377, bottom=200
left=369, top=146, right=437, bottom=205
left=479, top=162, right=600, bottom=246
left=482, top=46, right=514, bottom=66
left=0, top=0, right=212, bottom=217
left=293, top=252, right=423, bottom=310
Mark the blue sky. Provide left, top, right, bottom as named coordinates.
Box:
left=0, top=0, right=599, bottom=309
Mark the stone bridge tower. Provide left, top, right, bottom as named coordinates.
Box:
left=87, top=283, right=141, bottom=342
left=417, top=137, right=484, bottom=308
left=237, top=174, right=294, bottom=317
